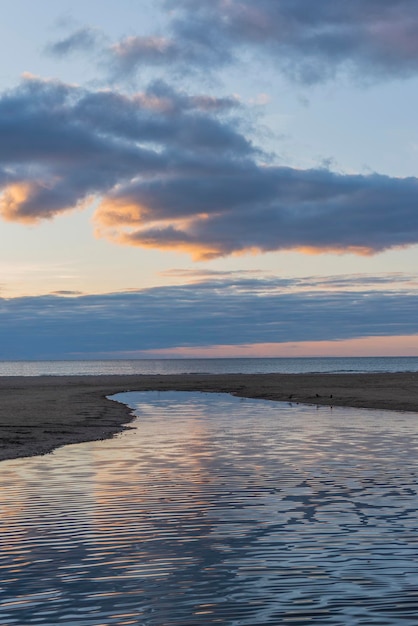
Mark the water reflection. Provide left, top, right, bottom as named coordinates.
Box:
left=1, top=392, right=418, bottom=624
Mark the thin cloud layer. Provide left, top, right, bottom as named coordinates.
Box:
left=1, top=276, right=418, bottom=359
left=1, top=76, right=418, bottom=257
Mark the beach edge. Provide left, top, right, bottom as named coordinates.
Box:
left=1, top=372, right=418, bottom=463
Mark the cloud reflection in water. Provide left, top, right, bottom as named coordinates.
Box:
left=1, top=392, right=418, bottom=624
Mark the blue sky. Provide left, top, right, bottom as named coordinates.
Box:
left=1, top=0, right=418, bottom=358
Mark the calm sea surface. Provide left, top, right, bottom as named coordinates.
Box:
left=1, top=392, right=418, bottom=624
left=1, top=356, right=418, bottom=376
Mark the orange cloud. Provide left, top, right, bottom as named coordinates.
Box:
left=94, top=198, right=223, bottom=260
left=0, top=183, right=39, bottom=224
left=0, top=180, right=91, bottom=224
left=94, top=198, right=147, bottom=227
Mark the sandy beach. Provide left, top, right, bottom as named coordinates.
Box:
left=1, top=372, right=418, bottom=462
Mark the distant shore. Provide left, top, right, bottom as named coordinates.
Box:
left=1, top=372, right=418, bottom=462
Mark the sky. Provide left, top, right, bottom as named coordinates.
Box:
left=1, top=0, right=418, bottom=359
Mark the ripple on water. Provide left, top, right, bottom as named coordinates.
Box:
left=1, top=392, right=418, bottom=625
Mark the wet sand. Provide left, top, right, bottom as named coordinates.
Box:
left=1, top=372, right=418, bottom=462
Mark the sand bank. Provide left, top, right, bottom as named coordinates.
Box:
left=1, top=372, right=418, bottom=462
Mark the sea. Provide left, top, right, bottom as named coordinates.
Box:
left=1, top=356, right=418, bottom=376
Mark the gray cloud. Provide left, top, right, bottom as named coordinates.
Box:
left=0, top=77, right=251, bottom=223
left=109, top=31, right=231, bottom=77
left=45, top=3, right=418, bottom=84
left=1, top=76, right=418, bottom=257
left=1, top=275, right=418, bottom=358
left=166, top=0, right=418, bottom=82
left=96, top=165, right=418, bottom=259
left=45, top=27, right=102, bottom=57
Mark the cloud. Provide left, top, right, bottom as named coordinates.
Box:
left=45, top=27, right=102, bottom=57
left=108, top=35, right=189, bottom=76
left=1, top=275, right=418, bottom=358
left=46, top=21, right=230, bottom=79
left=50, top=290, right=84, bottom=296
left=158, top=268, right=266, bottom=281
left=0, top=76, right=250, bottom=224
left=106, top=9, right=234, bottom=78
left=95, top=166, right=418, bottom=259
left=164, top=0, right=418, bottom=82
left=45, top=3, right=418, bottom=84
left=1, top=76, right=418, bottom=257
left=109, top=32, right=232, bottom=76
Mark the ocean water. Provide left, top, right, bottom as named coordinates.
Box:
left=1, top=356, right=418, bottom=376
left=1, top=391, right=418, bottom=624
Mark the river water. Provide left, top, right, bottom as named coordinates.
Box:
left=1, top=392, right=418, bottom=624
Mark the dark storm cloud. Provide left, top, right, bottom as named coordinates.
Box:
left=1, top=277, right=418, bottom=358
left=164, top=0, right=418, bottom=82
left=1, top=76, right=418, bottom=256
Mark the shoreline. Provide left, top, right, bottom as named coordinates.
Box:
left=1, top=372, right=418, bottom=463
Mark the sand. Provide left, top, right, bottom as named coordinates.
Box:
left=1, top=372, right=418, bottom=462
